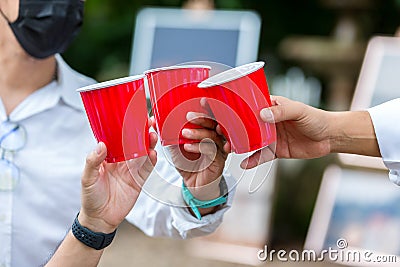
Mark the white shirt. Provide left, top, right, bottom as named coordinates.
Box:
left=0, top=55, right=234, bottom=267
left=368, top=98, right=400, bottom=185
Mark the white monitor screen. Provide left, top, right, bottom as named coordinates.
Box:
left=129, top=7, right=261, bottom=79
left=351, top=36, right=400, bottom=110
left=150, top=27, right=240, bottom=68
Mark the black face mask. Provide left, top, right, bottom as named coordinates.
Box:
left=6, top=0, right=84, bottom=59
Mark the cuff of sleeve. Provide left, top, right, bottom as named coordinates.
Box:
left=389, top=170, right=400, bottom=186
left=171, top=172, right=236, bottom=238
left=368, top=99, right=400, bottom=171
left=170, top=202, right=231, bottom=239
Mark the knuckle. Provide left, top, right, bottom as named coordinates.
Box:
left=85, top=154, right=95, bottom=166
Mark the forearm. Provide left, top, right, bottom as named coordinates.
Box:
left=45, top=211, right=116, bottom=267
left=45, top=230, right=103, bottom=267
left=329, top=110, right=381, bottom=157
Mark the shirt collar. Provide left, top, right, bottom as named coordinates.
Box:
left=0, top=55, right=96, bottom=122
left=55, top=54, right=97, bottom=111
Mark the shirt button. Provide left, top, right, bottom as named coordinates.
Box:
left=0, top=214, right=6, bottom=222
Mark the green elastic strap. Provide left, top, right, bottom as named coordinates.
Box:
left=181, top=181, right=227, bottom=220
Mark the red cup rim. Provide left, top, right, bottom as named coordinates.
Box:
left=143, top=64, right=211, bottom=75
left=197, top=61, right=265, bottom=88
left=76, top=74, right=145, bottom=92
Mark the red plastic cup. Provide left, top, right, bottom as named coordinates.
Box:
left=198, top=61, right=276, bottom=154
left=145, top=65, right=211, bottom=146
left=77, top=75, right=149, bottom=163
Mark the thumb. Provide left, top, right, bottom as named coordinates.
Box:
left=260, top=97, right=305, bottom=123
left=240, top=145, right=276, bottom=169
left=82, top=142, right=107, bottom=187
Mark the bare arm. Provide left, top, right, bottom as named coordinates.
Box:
left=241, top=96, right=380, bottom=169
left=329, top=110, right=380, bottom=157
left=45, top=227, right=104, bottom=267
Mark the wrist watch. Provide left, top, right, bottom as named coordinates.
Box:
left=71, top=213, right=117, bottom=250
left=181, top=177, right=228, bottom=220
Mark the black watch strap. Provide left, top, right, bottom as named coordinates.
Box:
left=71, top=213, right=116, bottom=250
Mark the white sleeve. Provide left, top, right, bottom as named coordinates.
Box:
left=125, top=140, right=236, bottom=239
left=368, top=98, right=400, bottom=185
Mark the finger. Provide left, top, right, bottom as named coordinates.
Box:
left=223, top=141, right=232, bottom=154
left=148, top=149, right=157, bottom=167
left=128, top=154, right=155, bottom=188
left=215, top=124, right=229, bottom=144
left=260, top=96, right=305, bottom=124
left=149, top=132, right=158, bottom=150
left=270, top=95, right=286, bottom=105
left=200, top=97, right=213, bottom=115
left=183, top=140, right=217, bottom=157
left=181, top=128, right=218, bottom=141
left=182, top=128, right=226, bottom=153
left=149, top=116, right=156, bottom=129
left=183, top=143, right=201, bottom=154
left=240, top=145, right=275, bottom=169
left=260, top=108, right=275, bottom=123
left=270, top=95, right=279, bottom=106
left=186, top=112, right=217, bottom=129
left=136, top=156, right=155, bottom=185
left=82, top=142, right=107, bottom=187
left=215, top=124, right=224, bottom=136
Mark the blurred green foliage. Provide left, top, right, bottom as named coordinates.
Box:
left=64, top=0, right=399, bottom=82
